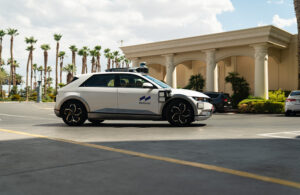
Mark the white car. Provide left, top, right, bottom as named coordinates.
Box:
left=285, top=90, right=300, bottom=116
left=54, top=69, right=213, bottom=126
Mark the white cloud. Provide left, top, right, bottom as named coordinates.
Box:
left=272, top=14, right=296, bottom=28
left=0, top=0, right=234, bottom=86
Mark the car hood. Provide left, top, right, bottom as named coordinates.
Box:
left=171, top=89, right=209, bottom=98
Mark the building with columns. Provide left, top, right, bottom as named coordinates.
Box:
left=121, top=26, right=299, bottom=99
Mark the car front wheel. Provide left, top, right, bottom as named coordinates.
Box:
left=61, top=101, right=87, bottom=126
left=166, top=100, right=194, bottom=127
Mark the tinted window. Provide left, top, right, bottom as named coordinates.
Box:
left=205, top=93, right=220, bottom=98
left=290, top=91, right=300, bottom=96
left=81, top=74, right=115, bottom=87
left=118, top=74, right=148, bottom=88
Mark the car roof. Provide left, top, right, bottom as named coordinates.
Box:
left=75, top=72, right=145, bottom=78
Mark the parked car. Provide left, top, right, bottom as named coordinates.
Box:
left=285, top=90, right=300, bottom=116
left=204, top=92, right=232, bottom=112
left=54, top=67, right=213, bottom=127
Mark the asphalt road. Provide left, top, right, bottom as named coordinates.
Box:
left=0, top=102, right=300, bottom=195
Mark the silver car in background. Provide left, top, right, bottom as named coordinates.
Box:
left=285, top=90, right=300, bottom=116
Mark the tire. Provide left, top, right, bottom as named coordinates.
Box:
left=88, top=119, right=104, bottom=125
left=61, top=100, right=87, bottom=126
left=285, top=110, right=291, bottom=116
left=166, top=99, right=194, bottom=127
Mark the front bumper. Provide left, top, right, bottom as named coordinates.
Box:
left=194, top=109, right=212, bottom=121
left=54, top=109, right=61, bottom=117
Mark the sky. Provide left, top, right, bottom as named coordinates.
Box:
left=0, top=0, right=297, bottom=89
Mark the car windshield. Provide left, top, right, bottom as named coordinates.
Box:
left=290, top=91, right=300, bottom=96
left=144, top=75, right=171, bottom=89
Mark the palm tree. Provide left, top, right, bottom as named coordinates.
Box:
left=124, top=58, right=130, bottom=68
left=47, top=66, right=52, bottom=88
left=119, top=55, right=125, bottom=68
left=7, top=28, right=19, bottom=91
left=0, top=30, right=5, bottom=72
left=94, top=45, right=101, bottom=72
left=25, top=36, right=37, bottom=90
left=33, top=64, right=37, bottom=89
left=113, top=51, right=120, bottom=68
left=294, top=0, right=300, bottom=88
left=54, top=34, right=62, bottom=92
left=37, top=65, right=43, bottom=82
left=69, top=45, right=77, bottom=75
left=104, top=48, right=111, bottom=70
left=58, top=51, right=65, bottom=84
left=40, top=44, right=51, bottom=97
left=25, top=45, right=34, bottom=101
left=63, top=64, right=74, bottom=83
left=89, top=49, right=97, bottom=73
left=78, top=47, right=89, bottom=74
left=109, top=53, right=115, bottom=68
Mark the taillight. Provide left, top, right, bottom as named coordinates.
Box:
left=286, top=98, right=296, bottom=102
left=224, top=98, right=228, bottom=102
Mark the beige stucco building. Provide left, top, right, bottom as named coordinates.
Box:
left=120, top=26, right=299, bottom=99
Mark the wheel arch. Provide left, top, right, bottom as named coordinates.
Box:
left=59, top=96, right=90, bottom=114
left=161, top=95, right=197, bottom=120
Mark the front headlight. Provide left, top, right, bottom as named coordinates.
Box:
left=193, top=97, right=205, bottom=101
left=193, top=97, right=210, bottom=102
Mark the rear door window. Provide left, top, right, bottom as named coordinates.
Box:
left=80, top=74, right=115, bottom=87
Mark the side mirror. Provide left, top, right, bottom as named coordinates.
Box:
left=142, top=82, right=154, bottom=88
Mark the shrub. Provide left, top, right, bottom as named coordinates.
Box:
left=11, top=94, right=21, bottom=101
left=184, top=74, right=205, bottom=92
left=225, top=72, right=250, bottom=107
left=238, top=99, right=284, bottom=114
left=269, top=89, right=286, bottom=102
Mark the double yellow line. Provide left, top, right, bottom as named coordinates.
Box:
left=1, top=128, right=300, bottom=190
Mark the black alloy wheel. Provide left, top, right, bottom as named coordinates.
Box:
left=166, top=100, right=194, bottom=127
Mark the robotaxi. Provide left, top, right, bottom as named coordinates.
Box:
left=54, top=66, right=213, bottom=127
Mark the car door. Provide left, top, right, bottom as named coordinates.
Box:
left=117, top=74, right=160, bottom=115
left=78, top=74, right=118, bottom=113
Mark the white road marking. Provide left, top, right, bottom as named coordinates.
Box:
left=0, top=113, right=57, bottom=120
left=258, top=131, right=300, bottom=140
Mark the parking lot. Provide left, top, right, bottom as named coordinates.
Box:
left=0, top=102, right=300, bottom=194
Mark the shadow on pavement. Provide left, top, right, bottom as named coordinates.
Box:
left=34, top=122, right=207, bottom=128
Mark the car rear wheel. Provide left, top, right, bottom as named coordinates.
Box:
left=61, top=101, right=87, bottom=126
left=88, top=119, right=104, bottom=125
left=166, top=100, right=194, bottom=127
left=285, top=110, right=291, bottom=116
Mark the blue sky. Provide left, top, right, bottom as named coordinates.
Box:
left=219, top=0, right=296, bottom=33
left=0, top=0, right=297, bottom=89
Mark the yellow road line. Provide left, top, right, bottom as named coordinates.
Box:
left=1, top=128, right=300, bottom=189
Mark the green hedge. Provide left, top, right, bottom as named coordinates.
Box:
left=238, top=99, right=285, bottom=114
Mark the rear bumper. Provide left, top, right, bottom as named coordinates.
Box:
left=54, top=109, right=61, bottom=117
left=285, top=104, right=300, bottom=112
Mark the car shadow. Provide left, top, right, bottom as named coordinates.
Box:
left=34, top=122, right=207, bottom=128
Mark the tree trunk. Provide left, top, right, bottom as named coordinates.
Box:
left=55, top=42, right=59, bottom=92
left=97, top=56, right=100, bottom=72
left=67, top=72, right=73, bottom=84
left=72, top=51, right=76, bottom=76
left=107, top=59, right=110, bottom=70
left=11, top=36, right=16, bottom=87
left=81, top=57, right=85, bottom=74
left=44, top=51, right=48, bottom=97
left=60, top=57, right=64, bottom=84
left=0, top=38, right=2, bottom=67
left=25, top=51, right=31, bottom=101
left=30, top=52, right=33, bottom=90
left=91, top=57, right=95, bottom=73
left=295, top=0, right=300, bottom=89
left=34, top=70, right=37, bottom=89
left=85, top=56, right=88, bottom=73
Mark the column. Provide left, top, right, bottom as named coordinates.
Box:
left=164, top=54, right=176, bottom=88
left=214, top=64, right=218, bottom=92
left=253, top=44, right=269, bottom=99
left=205, top=49, right=216, bottom=92
left=131, top=58, right=139, bottom=67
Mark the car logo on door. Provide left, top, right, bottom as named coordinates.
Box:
left=139, top=96, right=151, bottom=104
